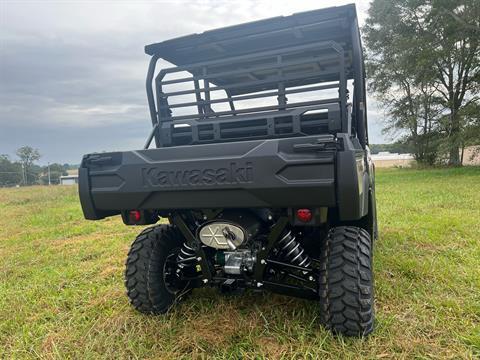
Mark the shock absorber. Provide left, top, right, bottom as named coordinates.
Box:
left=277, top=230, right=311, bottom=268
left=176, top=242, right=197, bottom=270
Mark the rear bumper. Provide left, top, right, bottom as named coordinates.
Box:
left=79, top=134, right=366, bottom=221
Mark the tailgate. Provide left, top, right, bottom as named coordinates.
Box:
left=79, top=135, right=337, bottom=220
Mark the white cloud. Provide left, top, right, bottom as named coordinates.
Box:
left=1, top=0, right=386, bottom=164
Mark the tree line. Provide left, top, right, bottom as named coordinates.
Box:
left=364, top=0, right=479, bottom=165
left=0, top=146, right=75, bottom=186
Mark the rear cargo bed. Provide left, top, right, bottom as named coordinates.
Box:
left=79, top=135, right=340, bottom=220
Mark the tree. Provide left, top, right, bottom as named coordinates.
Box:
left=364, top=0, right=480, bottom=165
left=16, top=146, right=41, bottom=185
left=427, top=0, right=480, bottom=165
left=459, top=101, right=480, bottom=162
left=0, top=155, right=22, bottom=186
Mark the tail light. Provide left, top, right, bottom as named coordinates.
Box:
left=122, top=210, right=159, bottom=225
left=129, top=210, right=142, bottom=222
left=296, top=208, right=312, bottom=223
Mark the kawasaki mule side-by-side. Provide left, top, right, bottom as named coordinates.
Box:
left=79, top=4, right=377, bottom=336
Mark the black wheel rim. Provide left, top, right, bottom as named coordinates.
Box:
left=163, top=249, right=183, bottom=294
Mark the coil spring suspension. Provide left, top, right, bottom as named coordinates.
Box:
left=277, top=230, right=311, bottom=268
left=177, top=243, right=197, bottom=269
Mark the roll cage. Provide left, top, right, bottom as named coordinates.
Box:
left=142, top=4, right=368, bottom=149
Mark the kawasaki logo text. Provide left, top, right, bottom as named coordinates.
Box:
left=142, top=162, right=253, bottom=187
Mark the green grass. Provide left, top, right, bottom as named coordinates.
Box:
left=1, top=167, right=479, bottom=359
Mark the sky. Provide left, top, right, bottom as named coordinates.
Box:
left=0, top=0, right=387, bottom=165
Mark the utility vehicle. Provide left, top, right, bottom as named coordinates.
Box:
left=79, top=4, right=377, bottom=337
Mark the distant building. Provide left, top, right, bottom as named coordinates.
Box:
left=371, top=152, right=415, bottom=168
left=60, top=175, right=78, bottom=185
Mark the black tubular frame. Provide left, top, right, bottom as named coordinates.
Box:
left=144, top=42, right=348, bottom=148
left=143, top=4, right=368, bottom=149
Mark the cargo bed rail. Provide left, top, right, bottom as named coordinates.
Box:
left=144, top=41, right=349, bottom=148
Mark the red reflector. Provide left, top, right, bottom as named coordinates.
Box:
left=129, top=210, right=141, bottom=222
left=296, top=209, right=312, bottom=222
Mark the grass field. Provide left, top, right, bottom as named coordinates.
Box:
left=1, top=167, right=479, bottom=359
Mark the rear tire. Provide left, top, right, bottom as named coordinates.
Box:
left=318, top=226, right=374, bottom=336
left=125, top=224, right=190, bottom=314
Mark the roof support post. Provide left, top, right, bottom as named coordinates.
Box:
left=146, top=54, right=161, bottom=147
